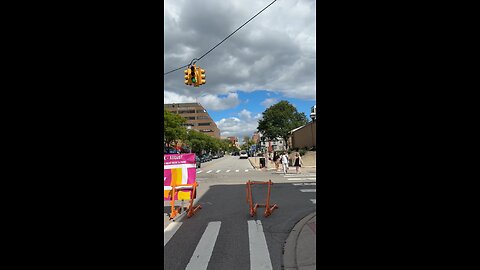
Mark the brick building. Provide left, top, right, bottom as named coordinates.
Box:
left=164, top=103, right=220, bottom=138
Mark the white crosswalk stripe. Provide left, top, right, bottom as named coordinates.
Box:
left=185, top=221, right=222, bottom=270
left=196, top=169, right=256, bottom=174
left=248, top=220, right=273, bottom=270
left=283, top=174, right=316, bottom=177
left=287, top=177, right=316, bottom=181
left=299, top=189, right=316, bottom=192
left=164, top=221, right=182, bottom=246
left=165, top=220, right=274, bottom=270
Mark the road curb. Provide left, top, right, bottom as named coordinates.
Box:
left=283, top=211, right=316, bottom=270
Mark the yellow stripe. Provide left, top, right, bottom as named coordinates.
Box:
left=171, top=168, right=183, bottom=186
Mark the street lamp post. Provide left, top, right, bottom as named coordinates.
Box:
left=187, top=126, right=192, bottom=153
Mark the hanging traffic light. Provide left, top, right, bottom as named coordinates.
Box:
left=185, top=64, right=206, bottom=87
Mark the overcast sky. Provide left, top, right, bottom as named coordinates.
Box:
left=164, top=0, right=316, bottom=140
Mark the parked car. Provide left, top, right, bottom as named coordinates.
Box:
left=239, top=150, right=248, bottom=159
left=212, top=153, right=219, bottom=159
left=195, top=156, right=201, bottom=168
left=201, top=154, right=211, bottom=162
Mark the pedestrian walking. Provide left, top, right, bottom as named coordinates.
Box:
left=294, top=152, right=303, bottom=174
left=273, top=152, right=280, bottom=171
left=281, top=152, right=289, bottom=174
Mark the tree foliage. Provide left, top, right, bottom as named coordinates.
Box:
left=257, top=100, right=307, bottom=149
left=164, top=109, right=187, bottom=146
left=164, top=109, right=237, bottom=154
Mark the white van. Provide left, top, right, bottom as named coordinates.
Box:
left=239, top=150, right=248, bottom=159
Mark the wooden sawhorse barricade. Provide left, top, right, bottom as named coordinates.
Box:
left=246, top=180, right=278, bottom=217
left=164, top=182, right=201, bottom=220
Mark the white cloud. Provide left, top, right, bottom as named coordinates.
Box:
left=260, top=98, right=278, bottom=107
left=216, top=109, right=260, bottom=139
left=164, top=91, right=196, bottom=104
left=197, top=92, right=240, bottom=111
left=164, top=0, right=316, bottom=102
left=164, top=91, right=240, bottom=111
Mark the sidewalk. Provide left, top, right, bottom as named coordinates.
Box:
left=283, top=212, right=316, bottom=270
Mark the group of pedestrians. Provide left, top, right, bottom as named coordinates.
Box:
left=273, top=151, right=303, bottom=175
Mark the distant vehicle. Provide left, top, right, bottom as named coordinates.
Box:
left=164, top=147, right=180, bottom=154
left=195, top=156, right=201, bottom=168
left=212, top=153, right=219, bottom=159
left=202, top=154, right=212, bottom=162
left=239, top=150, right=248, bottom=159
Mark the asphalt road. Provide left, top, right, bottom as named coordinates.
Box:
left=164, top=155, right=316, bottom=270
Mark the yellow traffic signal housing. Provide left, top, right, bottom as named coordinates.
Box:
left=198, top=68, right=206, bottom=85
left=184, top=68, right=192, bottom=85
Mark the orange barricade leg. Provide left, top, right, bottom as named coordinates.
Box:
left=246, top=180, right=278, bottom=217
left=187, top=182, right=202, bottom=218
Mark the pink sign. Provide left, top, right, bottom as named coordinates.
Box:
left=164, top=153, right=197, bottom=201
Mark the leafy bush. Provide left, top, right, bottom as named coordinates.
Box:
left=299, top=149, right=307, bottom=156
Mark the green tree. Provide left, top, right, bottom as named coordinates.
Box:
left=185, top=129, right=206, bottom=154
left=164, top=109, right=187, bottom=147
left=257, top=100, right=308, bottom=150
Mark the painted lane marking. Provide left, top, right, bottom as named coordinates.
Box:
left=248, top=220, right=273, bottom=270
left=216, top=170, right=221, bottom=173
left=245, top=169, right=249, bottom=172
left=185, top=221, right=222, bottom=270
left=226, top=170, right=231, bottom=172
left=310, top=199, right=316, bottom=204
left=299, top=189, right=316, bottom=192
left=235, top=170, right=239, bottom=172
left=164, top=222, right=182, bottom=246
left=196, top=170, right=202, bottom=173
left=206, top=170, right=213, bottom=174
left=287, top=178, right=316, bottom=181
left=292, top=183, right=316, bottom=186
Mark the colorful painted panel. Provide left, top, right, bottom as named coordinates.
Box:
left=164, top=153, right=197, bottom=201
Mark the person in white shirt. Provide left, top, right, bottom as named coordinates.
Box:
left=281, top=152, right=289, bottom=174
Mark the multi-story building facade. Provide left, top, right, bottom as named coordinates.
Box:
left=164, top=103, right=220, bottom=138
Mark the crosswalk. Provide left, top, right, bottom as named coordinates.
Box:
left=287, top=173, right=316, bottom=205
left=165, top=220, right=273, bottom=270
left=197, top=169, right=250, bottom=174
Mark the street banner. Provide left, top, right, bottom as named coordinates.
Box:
left=164, top=153, right=197, bottom=201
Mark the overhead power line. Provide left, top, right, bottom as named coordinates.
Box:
left=164, top=0, right=277, bottom=76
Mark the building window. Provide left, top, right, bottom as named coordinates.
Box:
left=198, top=122, right=211, bottom=126
left=184, top=116, right=196, bottom=120
left=200, top=129, right=213, bottom=133
left=197, top=115, right=209, bottom=119
left=178, top=110, right=196, bottom=114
